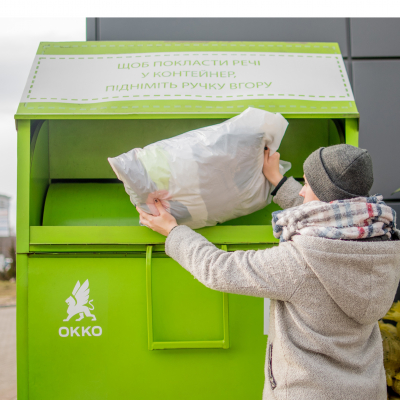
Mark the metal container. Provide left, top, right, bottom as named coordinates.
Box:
left=15, top=40, right=358, bottom=400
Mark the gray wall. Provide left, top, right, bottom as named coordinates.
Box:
left=87, top=18, right=400, bottom=210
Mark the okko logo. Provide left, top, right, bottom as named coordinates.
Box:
left=59, top=280, right=102, bottom=338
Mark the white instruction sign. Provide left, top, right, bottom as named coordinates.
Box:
left=21, top=52, right=354, bottom=104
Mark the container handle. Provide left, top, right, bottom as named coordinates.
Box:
left=146, top=245, right=230, bottom=350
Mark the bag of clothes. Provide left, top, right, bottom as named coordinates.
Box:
left=108, top=107, right=290, bottom=229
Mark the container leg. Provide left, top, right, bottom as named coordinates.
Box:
left=146, top=246, right=154, bottom=350
left=16, top=253, right=28, bottom=399
left=345, top=118, right=359, bottom=147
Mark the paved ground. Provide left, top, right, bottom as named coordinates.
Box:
left=0, top=281, right=16, bottom=307
left=0, top=306, right=17, bottom=400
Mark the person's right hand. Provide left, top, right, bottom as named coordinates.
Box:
left=136, top=199, right=178, bottom=237
left=263, top=148, right=283, bottom=187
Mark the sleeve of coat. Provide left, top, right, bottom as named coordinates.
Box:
left=165, top=225, right=306, bottom=301
left=273, top=176, right=304, bottom=209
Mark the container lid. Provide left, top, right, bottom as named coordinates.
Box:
left=15, top=41, right=357, bottom=119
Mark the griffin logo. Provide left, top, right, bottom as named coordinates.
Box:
left=63, top=280, right=96, bottom=322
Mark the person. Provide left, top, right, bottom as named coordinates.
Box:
left=136, top=144, right=400, bottom=400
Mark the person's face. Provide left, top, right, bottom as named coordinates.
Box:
left=299, top=175, right=320, bottom=204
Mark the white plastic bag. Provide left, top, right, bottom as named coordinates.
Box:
left=108, top=107, right=290, bottom=229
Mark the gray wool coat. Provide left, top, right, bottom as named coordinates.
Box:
left=165, top=177, right=400, bottom=400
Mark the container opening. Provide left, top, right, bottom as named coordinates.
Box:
left=30, top=118, right=342, bottom=227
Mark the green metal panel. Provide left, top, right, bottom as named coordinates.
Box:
left=17, top=99, right=358, bottom=118
left=28, top=243, right=276, bottom=253
left=30, top=120, right=49, bottom=226
left=43, top=183, right=138, bottom=226
left=220, top=202, right=282, bottom=227
left=48, top=119, right=226, bottom=179
left=30, top=225, right=279, bottom=246
left=146, top=246, right=229, bottom=350
left=221, top=244, right=230, bottom=349
left=278, top=119, right=339, bottom=178
left=17, top=120, right=31, bottom=253
left=42, top=182, right=283, bottom=228
left=46, top=118, right=338, bottom=180
left=16, top=254, right=29, bottom=400
left=26, top=255, right=267, bottom=400
left=16, top=112, right=358, bottom=120
left=28, top=256, right=111, bottom=400
left=329, top=119, right=344, bottom=146
left=36, top=41, right=343, bottom=56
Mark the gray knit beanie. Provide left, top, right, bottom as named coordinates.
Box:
left=303, top=144, right=374, bottom=202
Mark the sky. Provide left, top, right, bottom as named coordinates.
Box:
left=0, top=18, right=86, bottom=233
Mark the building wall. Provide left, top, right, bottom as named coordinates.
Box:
left=86, top=18, right=400, bottom=213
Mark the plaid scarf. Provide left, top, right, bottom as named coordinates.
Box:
left=272, top=195, right=396, bottom=243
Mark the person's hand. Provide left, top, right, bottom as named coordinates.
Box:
left=263, top=147, right=283, bottom=187
left=136, top=199, right=178, bottom=236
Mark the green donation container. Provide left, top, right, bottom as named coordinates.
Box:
left=15, top=41, right=359, bottom=400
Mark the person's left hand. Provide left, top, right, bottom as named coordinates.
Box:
left=136, top=199, right=178, bottom=236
